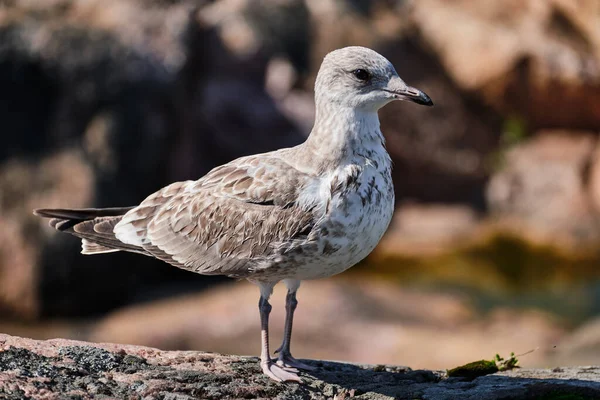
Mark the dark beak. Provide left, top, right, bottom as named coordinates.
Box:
left=384, top=77, right=434, bottom=106
left=402, top=86, right=434, bottom=106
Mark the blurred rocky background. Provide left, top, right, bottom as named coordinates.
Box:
left=0, top=0, right=599, bottom=371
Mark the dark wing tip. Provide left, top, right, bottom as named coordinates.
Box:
left=34, top=209, right=55, bottom=218
left=33, top=208, right=82, bottom=219
left=33, top=207, right=135, bottom=220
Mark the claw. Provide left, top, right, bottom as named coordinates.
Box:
left=276, top=353, right=316, bottom=371
left=261, top=360, right=302, bottom=382
left=273, top=359, right=299, bottom=373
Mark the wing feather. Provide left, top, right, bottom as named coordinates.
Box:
left=114, top=153, right=317, bottom=277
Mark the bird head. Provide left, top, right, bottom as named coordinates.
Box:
left=315, top=46, right=433, bottom=112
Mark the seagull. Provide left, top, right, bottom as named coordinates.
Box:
left=34, top=46, right=433, bottom=382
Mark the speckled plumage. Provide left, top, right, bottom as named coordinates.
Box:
left=35, top=46, right=433, bottom=382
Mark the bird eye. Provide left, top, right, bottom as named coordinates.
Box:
left=353, top=69, right=371, bottom=81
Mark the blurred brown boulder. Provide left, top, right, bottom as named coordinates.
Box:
left=411, top=0, right=600, bottom=130
left=587, top=141, right=600, bottom=214
left=378, top=39, right=502, bottom=207
left=0, top=150, right=94, bottom=318
left=554, top=316, right=600, bottom=366
left=487, top=130, right=600, bottom=242
left=376, top=203, right=479, bottom=257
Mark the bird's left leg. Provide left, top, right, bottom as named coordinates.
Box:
left=274, top=279, right=316, bottom=371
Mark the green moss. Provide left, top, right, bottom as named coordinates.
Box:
left=447, top=360, right=498, bottom=380
left=495, top=352, right=519, bottom=371
left=447, top=352, right=519, bottom=380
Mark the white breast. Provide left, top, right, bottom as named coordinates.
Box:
left=292, top=152, right=395, bottom=280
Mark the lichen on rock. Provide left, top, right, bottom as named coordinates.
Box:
left=0, top=334, right=599, bottom=400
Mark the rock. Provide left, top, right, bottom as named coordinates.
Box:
left=411, top=0, right=600, bottom=130
left=587, top=141, right=600, bottom=215
left=378, top=39, right=502, bottom=208
left=0, top=333, right=599, bottom=400
left=200, top=0, right=310, bottom=71
left=486, top=130, right=600, bottom=243
left=0, top=150, right=94, bottom=319
left=376, top=203, right=479, bottom=255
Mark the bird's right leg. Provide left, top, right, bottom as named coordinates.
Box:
left=258, top=294, right=301, bottom=382
left=274, top=280, right=315, bottom=371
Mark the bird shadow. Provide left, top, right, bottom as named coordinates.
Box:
left=298, top=359, right=438, bottom=398
left=297, top=360, right=600, bottom=400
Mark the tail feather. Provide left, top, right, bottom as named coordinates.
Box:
left=35, top=207, right=149, bottom=256
left=81, top=239, right=120, bottom=255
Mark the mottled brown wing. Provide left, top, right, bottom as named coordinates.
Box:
left=114, top=154, right=316, bottom=277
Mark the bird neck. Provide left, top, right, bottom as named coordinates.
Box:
left=303, top=105, right=385, bottom=169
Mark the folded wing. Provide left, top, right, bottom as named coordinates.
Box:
left=112, top=154, right=317, bottom=277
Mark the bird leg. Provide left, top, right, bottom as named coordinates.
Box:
left=274, top=290, right=316, bottom=371
left=259, top=296, right=301, bottom=382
